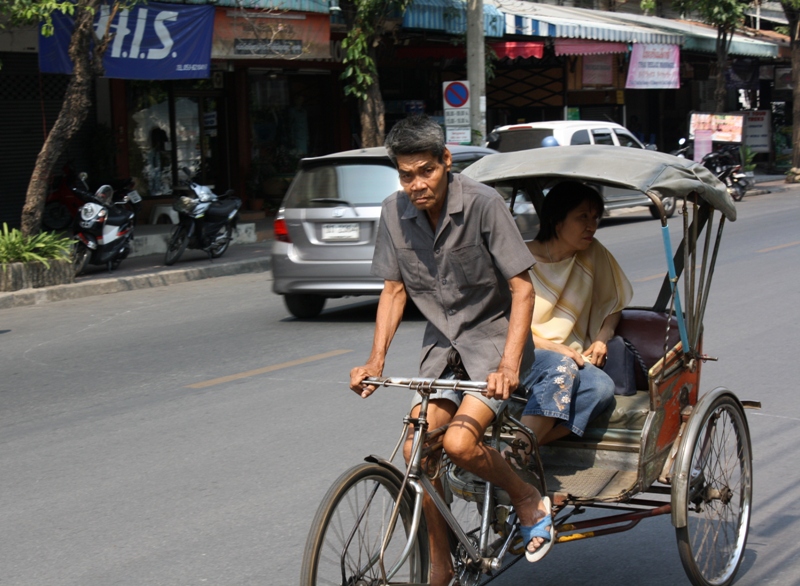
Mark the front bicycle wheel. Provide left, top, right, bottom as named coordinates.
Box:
left=673, top=392, right=752, bottom=586
left=300, top=463, right=429, bottom=586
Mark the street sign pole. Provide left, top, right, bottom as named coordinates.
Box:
left=467, top=0, right=485, bottom=146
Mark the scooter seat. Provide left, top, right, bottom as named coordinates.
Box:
left=107, top=207, right=133, bottom=225
left=205, top=198, right=240, bottom=220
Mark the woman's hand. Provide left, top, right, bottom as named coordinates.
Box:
left=583, top=340, right=609, bottom=367
left=536, top=338, right=588, bottom=367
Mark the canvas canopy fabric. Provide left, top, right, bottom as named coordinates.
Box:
left=461, top=145, right=736, bottom=221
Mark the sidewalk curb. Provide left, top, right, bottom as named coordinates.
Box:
left=748, top=185, right=796, bottom=196
left=0, top=258, right=272, bottom=310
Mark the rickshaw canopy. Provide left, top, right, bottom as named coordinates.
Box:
left=461, top=145, right=737, bottom=221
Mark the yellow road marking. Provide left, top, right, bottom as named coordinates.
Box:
left=635, top=265, right=702, bottom=283
left=634, top=273, right=665, bottom=283
left=758, top=241, right=800, bottom=253
left=186, top=349, right=353, bottom=389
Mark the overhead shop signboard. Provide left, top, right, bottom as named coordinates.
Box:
left=38, top=3, right=214, bottom=79
left=212, top=9, right=330, bottom=60
left=625, top=44, right=680, bottom=89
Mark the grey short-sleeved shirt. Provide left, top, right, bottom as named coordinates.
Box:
left=372, top=172, right=536, bottom=382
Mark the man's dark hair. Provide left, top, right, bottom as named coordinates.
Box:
left=384, top=115, right=446, bottom=166
left=534, top=181, right=604, bottom=242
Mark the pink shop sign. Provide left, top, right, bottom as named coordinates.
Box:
left=625, top=44, right=680, bottom=90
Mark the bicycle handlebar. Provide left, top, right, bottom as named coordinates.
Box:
left=363, top=377, right=488, bottom=393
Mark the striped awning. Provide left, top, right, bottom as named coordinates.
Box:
left=403, top=0, right=505, bottom=38
left=494, top=1, right=683, bottom=44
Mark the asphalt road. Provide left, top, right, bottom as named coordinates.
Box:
left=1, top=189, right=799, bottom=585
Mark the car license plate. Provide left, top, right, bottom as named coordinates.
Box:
left=322, top=223, right=359, bottom=241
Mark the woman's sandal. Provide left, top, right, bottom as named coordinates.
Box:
left=519, top=496, right=554, bottom=563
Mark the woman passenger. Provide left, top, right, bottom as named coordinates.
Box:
left=516, top=180, right=633, bottom=557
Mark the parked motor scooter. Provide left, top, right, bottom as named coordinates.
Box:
left=72, top=173, right=142, bottom=275
left=42, top=164, right=85, bottom=231
left=163, top=169, right=241, bottom=266
left=671, top=137, right=692, bottom=159
left=718, top=144, right=753, bottom=200
left=701, top=145, right=749, bottom=202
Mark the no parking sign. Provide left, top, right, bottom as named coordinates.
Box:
left=444, top=81, right=469, bottom=108
left=443, top=80, right=470, bottom=143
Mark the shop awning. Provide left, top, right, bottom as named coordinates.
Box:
left=403, top=0, right=505, bottom=37
left=598, top=12, right=779, bottom=58
left=679, top=24, right=778, bottom=58
left=491, top=41, right=544, bottom=59
left=554, top=39, right=628, bottom=56
left=493, top=0, right=683, bottom=44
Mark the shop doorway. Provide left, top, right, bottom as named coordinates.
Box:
left=127, top=80, right=231, bottom=199
left=172, top=92, right=230, bottom=190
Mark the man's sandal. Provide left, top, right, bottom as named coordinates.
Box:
left=519, top=496, right=554, bottom=563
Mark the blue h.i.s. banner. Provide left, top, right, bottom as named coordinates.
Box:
left=39, top=2, right=214, bottom=79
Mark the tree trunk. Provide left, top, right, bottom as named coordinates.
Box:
left=21, top=1, right=100, bottom=236
left=779, top=3, right=800, bottom=178
left=359, top=76, right=386, bottom=148
left=714, top=27, right=732, bottom=113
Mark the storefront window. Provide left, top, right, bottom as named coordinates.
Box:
left=128, top=81, right=173, bottom=197
left=127, top=79, right=227, bottom=197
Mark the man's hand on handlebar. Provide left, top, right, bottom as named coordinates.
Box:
left=485, top=365, right=519, bottom=400
left=350, top=365, right=383, bottom=398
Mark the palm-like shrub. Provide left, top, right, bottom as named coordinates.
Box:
left=0, top=223, right=73, bottom=267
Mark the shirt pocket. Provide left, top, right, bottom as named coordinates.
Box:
left=396, top=248, right=437, bottom=292
left=452, top=244, right=496, bottom=289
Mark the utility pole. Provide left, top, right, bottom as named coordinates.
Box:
left=467, top=0, right=485, bottom=145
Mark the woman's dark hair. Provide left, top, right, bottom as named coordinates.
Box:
left=534, top=181, right=604, bottom=243
left=384, top=115, right=446, bottom=166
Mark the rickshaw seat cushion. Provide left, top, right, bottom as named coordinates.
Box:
left=588, top=391, right=650, bottom=435
left=616, top=308, right=680, bottom=389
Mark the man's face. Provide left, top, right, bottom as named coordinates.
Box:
left=395, top=149, right=452, bottom=215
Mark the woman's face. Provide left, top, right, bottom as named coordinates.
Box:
left=554, top=199, right=601, bottom=252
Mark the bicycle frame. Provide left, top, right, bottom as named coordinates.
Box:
left=366, top=377, right=529, bottom=580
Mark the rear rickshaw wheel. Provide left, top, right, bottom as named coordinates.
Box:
left=672, top=390, right=753, bottom=586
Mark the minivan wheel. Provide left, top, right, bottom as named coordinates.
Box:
left=285, top=294, right=326, bottom=319
left=650, top=195, right=676, bottom=219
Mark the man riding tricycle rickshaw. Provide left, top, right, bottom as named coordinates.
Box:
left=302, top=124, right=757, bottom=586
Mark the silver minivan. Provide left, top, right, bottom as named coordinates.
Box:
left=271, top=145, right=538, bottom=318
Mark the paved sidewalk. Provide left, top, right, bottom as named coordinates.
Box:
left=0, top=240, right=274, bottom=311
left=2, top=172, right=797, bottom=311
